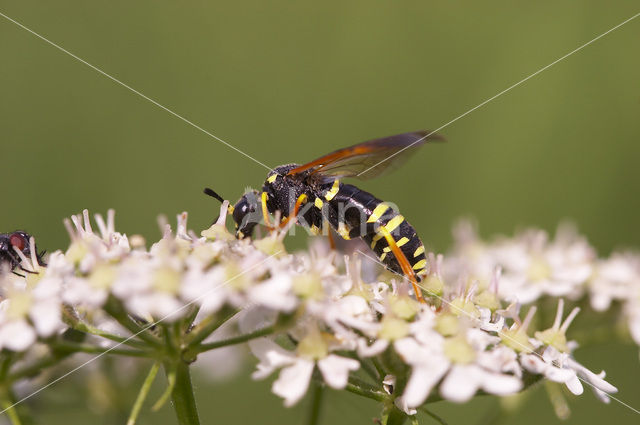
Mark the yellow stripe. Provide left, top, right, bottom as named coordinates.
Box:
left=383, top=246, right=391, bottom=253
left=396, top=237, right=409, bottom=247
left=310, top=224, right=321, bottom=235
left=367, top=203, right=389, bottom=223
left=412, top=259, right=427, bottom=270
left=267, top=174, right=278, bottom=183
left=384, top=215, right=404, bottom=233
left=325, top=180, right=340, bottom=201
left=413, top=245, right=425, bottom=258
left=337, top=222, right=351, bottom=240
left=370, top=232, right=383, bottom=249
left=379, top=252, right=387, bottom=261
left=261, top=191, right=271, bottom=227
left=314, top=198, right=323, bottom=209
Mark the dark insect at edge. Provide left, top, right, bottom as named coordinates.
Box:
left=0, top=231, right=46, bottom=275
left=205, top=130, right=444, bottom=302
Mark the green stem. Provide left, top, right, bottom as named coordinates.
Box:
left=371, top=357, right=387, bottom=379
left=74, top=321, right=148, bottom=349
left=127, top=362, right=160, bottom=425
left=360, top=359, right=380, bottom=382
left=52, top=341, right=152, bottom=358
left=169, top=362, right=200, bottom=425
left=344, top=382, right=386, bottom=402
left=307, top=381, right=324, bottom=425
left=1, top=399, right=22, bottom=425
left=341, top=351, right=379, bottom=382
left=185, top=308, right=237, bottom=348
left=191, top=325, right=275, bottom=355
left=182, top=305, right=201, bottom=333
left=0, top=353, right=15, bottom=381
left=152, top=366, right=176, bottom=412
left=348, top=376, right=381, bottom=393
left=104, top=297, right=162, bottom=348
left=383, top=405, right=408, bottom=425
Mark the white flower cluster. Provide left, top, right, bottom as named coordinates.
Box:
left=443, top=221, right=640, bottom=346
left=0, top=209, right=625, bottom=416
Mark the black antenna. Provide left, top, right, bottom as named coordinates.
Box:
left=203, top=187, right=225, bottom=203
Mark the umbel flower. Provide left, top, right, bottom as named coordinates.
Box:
left=0, top=208, right=635, bottom=425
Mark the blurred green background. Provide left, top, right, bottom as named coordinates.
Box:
left=1, top=1, right=639, bottom=424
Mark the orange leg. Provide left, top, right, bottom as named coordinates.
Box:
left=326, top=222, right=336, bottom=250
left=279, top=194, right=308, bottom=228
left=379, top=227, right=425, bottom=303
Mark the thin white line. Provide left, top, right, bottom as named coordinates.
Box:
left=0, top=11, right=274, bottom=173
left=0, top=250, right=282, bottom=416
left=355, top=249, right=640, bottom=415
left=357, top=11, right=640, bottom=177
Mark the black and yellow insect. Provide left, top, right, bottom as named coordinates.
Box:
left=207, top=131, right=443, bottom=302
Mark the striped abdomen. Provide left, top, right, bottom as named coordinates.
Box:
left=317, top=179, right=427, bottom=278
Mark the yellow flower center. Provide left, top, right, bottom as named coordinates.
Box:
left=527, top=257, right=551, bottom=282
left=501, top=328, right=534, bottom=353
left=436, top=313, right=460, bottom=336
left=297, top=328, right=329, bottom=360
left=7, top=291, right=32, bottom=320
left=444, top=336, right=475, bottom=364
left=293, top=273, right=323, bottom=299
left=390, top=295, right=420, bottom=320
left=89, top=264, right=116, bottom=290
left=153, top=267, right=181, bottom=294
left=378, top=316, right=410, bottom=341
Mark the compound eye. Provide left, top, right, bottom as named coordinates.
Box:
left=9, top=233, right=27, bottom=251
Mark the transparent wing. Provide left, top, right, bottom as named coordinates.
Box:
left=287, top=131, right=443, bottom=181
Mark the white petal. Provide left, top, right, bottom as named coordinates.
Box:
left=272, top=359, right=314, bottom=407
left=357, top=339, right=388, bottom=357
left=317, top=354, right=359, bottom=389
left=249, top=338, right=297, bottom=380
left=238, top=306, right=277, bottom=333
left=337, top=295, right=370, bottom=316
left=401, top=359, right=449, bottom=407
left=394, top=337, right=437, bottom=365
left=479, top=370, right=522, bottom=396
left=564, top=374, right=583, bottom=395
left=593, top=387, right=612, bottom=403
left=150, top=294, right=185, bottom=321
left=520, top=354, right=547, bottom=374
left=395, top=337, right=449, bottom=408
left=589, top=291, right=612, bottom=312
left=566, top=358, right=618, bottom=395
left=0, top=320, right=37, bottom=351
left=629, top=314, right=640, bottom=345
left=248, top=275, right=298, bottom=312
left=29, top=301, right=64, bottom=337
left=395, top=397, right=417, bottom=416
left=440, top=365, right=480, bottom=402
left=31, top=276, right=61, bottom=298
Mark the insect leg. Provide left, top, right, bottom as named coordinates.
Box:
left=326, top=220, right=336, bottom=250
left=279, top=194, right=308, bottom=228
left=379, top=226, right=426, bottom=303
left=261, top=192, right=275, bottom=230
left=18, top=265, right=37, bottom=274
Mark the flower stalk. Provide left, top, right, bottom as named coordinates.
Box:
left=127, top=362, right=160, bottom=425
left=189, top=324, right=276, bottom=355
left=168, top=362, right=200, bottom=425
left=307, top=381, right=325, bottom=425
